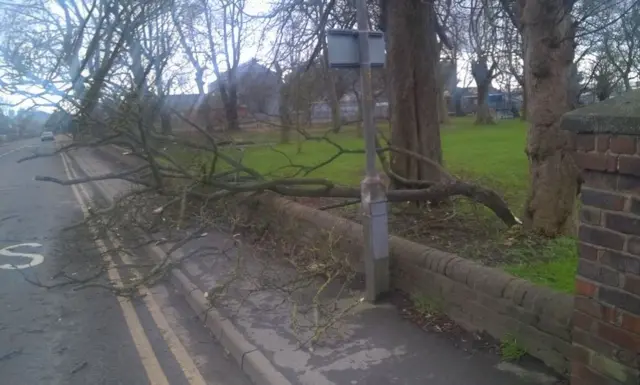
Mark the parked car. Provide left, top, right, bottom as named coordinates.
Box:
left=40, top=131, right=55, bottom=142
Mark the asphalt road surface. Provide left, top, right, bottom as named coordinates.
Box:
left=0, top=138, right=250, bottom=385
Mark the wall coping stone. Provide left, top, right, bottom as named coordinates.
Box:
left=561, top=90, right=640, bottom=135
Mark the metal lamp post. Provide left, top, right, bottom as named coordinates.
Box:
left=327, top=0, right=389, bottom=302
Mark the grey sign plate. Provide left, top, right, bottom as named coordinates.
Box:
left=327, top=29, right=386, bottom=69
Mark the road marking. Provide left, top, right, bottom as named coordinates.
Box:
left=60, top=152, right=171, bottom=385
left=108, top=236, right=209, bottom=385
left=69, top=152, right=209, bottom=385
left=0, top=145, right=29, bottom=159
left=61, top=152, right=208, bottom=385
left=0, top=243, right=44, bottom=270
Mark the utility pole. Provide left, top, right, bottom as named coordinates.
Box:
left=355, top=0, right=389, bottom=302
left=326, top=0, right=389, bottom=302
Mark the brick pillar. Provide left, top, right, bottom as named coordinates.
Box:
left=564, top=91, right=640, bottom=385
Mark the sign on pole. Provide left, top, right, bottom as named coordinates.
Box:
left=326, top=29, right=385, bottom=69
left=326, top=21, right=390, bottom=303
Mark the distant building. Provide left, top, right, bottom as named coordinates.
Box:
left=208, top=59, right=281, bottom=118
left=163, top=93, right=249, bottom=131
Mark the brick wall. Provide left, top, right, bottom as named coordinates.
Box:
left=571, top=132, right=640, bottom=385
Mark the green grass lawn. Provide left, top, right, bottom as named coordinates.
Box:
left=169, top=117, right=578, bottom=294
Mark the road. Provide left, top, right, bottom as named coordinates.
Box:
left=0, top=137, right=250, bottom=385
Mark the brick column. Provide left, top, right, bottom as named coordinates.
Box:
left=564, top=91, right=640, bottom=385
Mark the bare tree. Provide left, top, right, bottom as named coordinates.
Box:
left=495, top=13, right=526, bottom=119
left=171, top=0, right=251, bottom=132
left=467, top=0, right=501, bottom=125
left=602, top=1, right=640, bottom=91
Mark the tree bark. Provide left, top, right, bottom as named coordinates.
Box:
left=321, top=41, right=342, bottom=133
left=471, top=59, right=495, bottom=125
left=279, top=91, right=292, bottom=144
left=160, top=111, right=172, bottom=135
left=221, top=83, right=240, bottom=131
left=522, top=0, right=580, bottom=236
left=387, top=0, right=442, bottom=186
left=354, top=89, right=363, bottom=137
left=326, top=70, right=342, bottom=133
left=275, top=65, right=292, bottom=144
left=475, top=82, right=495, bottom=124
left=437, top=62, right=450, bottom=124
left=520, top=79, right=528, bottom=121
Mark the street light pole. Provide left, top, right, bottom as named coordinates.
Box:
left=356, top=0, right=389, bottom=302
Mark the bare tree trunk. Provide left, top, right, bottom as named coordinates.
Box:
left=567, top=63, right=581, bottom=111
left=219, top=82, right=240, bottom=131
left=275, top=64, right=292, bottom=144
left=520, top=80, right=528, bottom=121
left=354, top=89, right=363, bottom=137
left=475, top=82, right=495, bottom=124
left=436, top=61, right=450, bottom=124
left=160, top=110, right=172, bottom=134
left=522, top=0, right=580, bottom=236
left=279, top=91, right=292, bottom=143
left=387, top=0, right=442, bottom=185
left=326, top=71, right=342, bottom=133
left=320, top=39, right=342, bottom=134
left=437, top=78, right=450, bottom=124
left=472, top=59, right=495, bottom=125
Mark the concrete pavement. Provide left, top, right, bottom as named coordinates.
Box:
left=0, top=138, right=250, bottom=385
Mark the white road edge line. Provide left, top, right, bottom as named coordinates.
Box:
left=0, top=145, right=29, bottom=159
left=62, top=152, right=209, bottom=385
left=60, top=152, right=171, bottom=385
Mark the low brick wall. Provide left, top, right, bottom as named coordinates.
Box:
left=227, top=193, right=573, bottom=375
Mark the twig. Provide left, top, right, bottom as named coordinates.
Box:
left=35, top=165, right=150, bottom=186
left=318, top=199, right=361, bottom=211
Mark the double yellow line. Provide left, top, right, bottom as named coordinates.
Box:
left=60, top=152, right=209, bottom=385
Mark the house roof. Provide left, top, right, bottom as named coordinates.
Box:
left=208, top=59, right=277, bottom=91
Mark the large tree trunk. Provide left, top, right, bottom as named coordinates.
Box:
left=326, top=70, right=342, bottom=133
left=471, top=59, right=495, bottom=125
left=217, top=71, right=240, bottom=132
left=522, top=0, right=580, bottom=236
left=475, top=82, right=495, bottom=124
left=387, top=0, right=442, bottom=185
left=520, top=80, right=528, bottom=121
left=275, top=64, right=292, bottom=144
left=353, top=89, right=363, bottom=137
left=224, top=85, right=240, bottom=131
left=160, top=111, right=172, bottom=135
left=567, top=63, right=581, bottom=110
left=279, top=92, right=293, bottom=144
left=437, top=62, right=450, bottom=124
left=321, top=41, right=342, bottom=133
